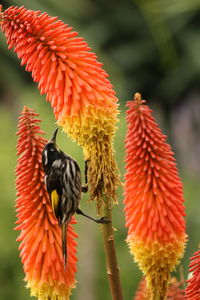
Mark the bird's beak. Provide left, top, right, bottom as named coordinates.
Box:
left=49, top=128, right=59, bottom=144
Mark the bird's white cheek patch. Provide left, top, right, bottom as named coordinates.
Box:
left=44, top=150, right=48, bottom=165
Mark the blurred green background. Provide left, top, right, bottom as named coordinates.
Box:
left=0, top=0, right=200, bottom=299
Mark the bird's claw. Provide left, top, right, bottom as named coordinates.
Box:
left=82, top=183, right=88, bottom=193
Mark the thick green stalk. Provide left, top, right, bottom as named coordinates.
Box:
left=100, top=206, right=124, bottom=300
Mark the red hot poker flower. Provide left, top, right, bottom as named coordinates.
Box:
left=15, top=106, right=78, bottom=300
left=124, top=93, right=186, bottom=299
left=1, top=6, right=120, bottom=210
left=0, top=6, right=118, bottom=119
left=185, top=248, right=200, bottom=299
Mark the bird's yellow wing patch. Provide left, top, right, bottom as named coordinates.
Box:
left=51, top=190, right=59, bottom=215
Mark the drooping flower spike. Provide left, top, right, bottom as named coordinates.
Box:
left=15, top=106, right=78, bottom=300
left=124, top=93, right=186, bottom=299
left=1, top=6, right=120, bottom=211
left=185, top=248, right=200, bottom=299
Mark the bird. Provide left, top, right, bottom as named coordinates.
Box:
left=42, top=128, right=109, bottom=269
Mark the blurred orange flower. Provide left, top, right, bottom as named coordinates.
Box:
left=185, top=248, right=200, bottom=299
left=1, top=6, right=119, bottom=210
left=15, top=106, right=78, bottom=300
left=124, top=93, right=186, bottom=299
left=133, top=278, right=149, bottom=300
left=167, top=277, right=185, bottom=299
left=133, top=277, right=185, bottom=300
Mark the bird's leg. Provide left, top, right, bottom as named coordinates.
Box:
left=76, top=208, right=110, bottom=224
left=82, top=160, right=89, bottom=193
left=80, top=160, right=109, bottom=223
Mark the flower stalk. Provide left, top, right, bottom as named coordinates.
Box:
left=101, top=206, right=124, bottom=300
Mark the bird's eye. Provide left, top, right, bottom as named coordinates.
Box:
left=50, top=147, right=55, bottom=152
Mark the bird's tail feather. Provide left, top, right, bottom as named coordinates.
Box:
left=61, top=223, right=67, bottom=270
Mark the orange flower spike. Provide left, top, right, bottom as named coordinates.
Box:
left=1, top=6, right=119, bottom=210
left=124, top=93, right=186, bottom=299
left=185, top=249, right=200, bottom=299
left=15, top=106, right=78, bottom=300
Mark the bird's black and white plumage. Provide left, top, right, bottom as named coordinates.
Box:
left=42, top=128, right=82, bottom=268
left=42, top=128, right=110, bottom=270
left=43, top=148, right=82, bottom=224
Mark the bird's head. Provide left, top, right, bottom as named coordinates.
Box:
left=42, top=128, right=61, bottom=170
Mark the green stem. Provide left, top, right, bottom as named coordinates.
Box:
left=100, top=206, right=124, bottom=300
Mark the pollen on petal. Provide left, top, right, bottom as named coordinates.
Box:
left=58, top=106, right=120, bottom=212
